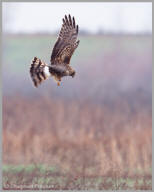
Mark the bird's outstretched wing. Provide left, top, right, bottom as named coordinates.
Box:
left=50, top=14, right=79, bottom=65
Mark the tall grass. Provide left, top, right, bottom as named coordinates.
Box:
left=3, top=95, right=151, bottom=178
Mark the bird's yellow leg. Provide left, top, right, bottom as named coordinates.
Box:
left=54, top=76, right=61, bottom=86
left=57, top=81, right=60, bottom=86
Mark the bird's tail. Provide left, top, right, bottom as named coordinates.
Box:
left=30, top=57, right=51, bottom=87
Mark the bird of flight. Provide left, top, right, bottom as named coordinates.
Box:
left=30, top=14, right=80, bottom=87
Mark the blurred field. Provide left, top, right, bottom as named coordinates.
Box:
left=3, top=34, right=152, bottom=103
left=2, top=34, right=152, bottom=190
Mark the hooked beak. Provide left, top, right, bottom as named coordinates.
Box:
left=71, top=71, right=76, bottom=78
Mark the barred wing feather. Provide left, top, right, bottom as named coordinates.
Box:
left=50, top=14, right=79, bottom=65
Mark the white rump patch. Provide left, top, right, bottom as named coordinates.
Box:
left=44, top=66, right=51, bottom=77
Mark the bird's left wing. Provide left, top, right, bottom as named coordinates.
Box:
left=50, top=15, right=79, bottom=65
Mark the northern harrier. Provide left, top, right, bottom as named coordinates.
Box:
left=30, top=14, right=80, bottom=87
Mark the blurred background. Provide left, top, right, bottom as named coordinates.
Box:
left=2, top=2, right=152, bottom=190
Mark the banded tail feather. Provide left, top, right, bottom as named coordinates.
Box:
left=30, top=57, right=51, bottom=87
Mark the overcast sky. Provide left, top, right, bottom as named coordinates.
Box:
left=3, top=2, right=152, bottom=34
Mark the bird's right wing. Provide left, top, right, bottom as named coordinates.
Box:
left=50, top=14, right=79, bottom=65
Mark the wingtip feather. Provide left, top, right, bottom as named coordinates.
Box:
left=69, top=14, right=72, bottom=26
left=73, top=17, right=75, bottom=28
left=76, top=25, right=79, bottom=33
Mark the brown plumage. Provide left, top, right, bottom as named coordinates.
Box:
left=30, top=14, right=80, bottom=87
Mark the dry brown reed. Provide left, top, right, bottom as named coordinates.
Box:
left=3, top=95, right=151, bottom=179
